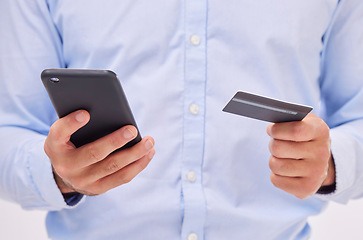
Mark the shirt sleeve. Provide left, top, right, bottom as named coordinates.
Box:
left=317, top=0, right=363, bottom=203
left=0, top=0, right=81, bottom=210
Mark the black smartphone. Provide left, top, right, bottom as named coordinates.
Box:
left=41, top=68, right=141, bottom=149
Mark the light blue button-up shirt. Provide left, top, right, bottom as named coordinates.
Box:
left=1, top=0, right=363, bottom=239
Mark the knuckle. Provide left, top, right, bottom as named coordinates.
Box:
left=269, top=156, right=278, bottom=172
left=108, top=134, right=123, bottom=149
left=268, top=156, right=274, bottom=171
left=106, top=159, right=121, bottom=173
left=86, top=145, right=103, bottom=162
left=48, top=124, right=62, bottom=142
left=44, top=141, right=54, bottom=158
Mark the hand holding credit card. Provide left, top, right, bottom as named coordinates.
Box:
left=223, top=91, right=313, bottom=123
left=223, top=91, right=336, bottom=199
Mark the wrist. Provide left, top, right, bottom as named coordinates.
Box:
left=317, top=154, right=336, bottom=194
left=52, top=167, right=76, bottom=193
left=321, top=154, right=336, bottom=186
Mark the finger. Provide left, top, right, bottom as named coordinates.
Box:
left=267, top=121, right=314, bottom=142
left=268, top=139, right=314, bottom=159
left=53, top=138, right=154, bottom=195
left=270, top=173, right=320, bottom=199
left=91, top=148, right=155, bottom=195
left=76, top=125, right=138, bottom=167
left=48, top=110, right=90, bottom=147
left=85, top=137, right=155, bottom=181
left=267, top=113, right=327, bottom=142
left=269, top=156, right=308, bottom=177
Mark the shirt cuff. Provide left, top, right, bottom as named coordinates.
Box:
left=62, top=192, right=84, bottom=206
left=315, top=129, right=357, bottom=203
left=26, top=137, right=85, bottom=210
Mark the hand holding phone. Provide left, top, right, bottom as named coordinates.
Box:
left=45, top=110, right=155, bottom=195
left=41, top=69, right=155, bottom=195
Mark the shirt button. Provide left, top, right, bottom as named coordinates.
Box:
left=190, top=34, right=201, bottom=46
left=188, top=233, right=198, bottom=240
left=186, top=171, right=197, bottom=183
left=189, top=103, right=199, bottom=115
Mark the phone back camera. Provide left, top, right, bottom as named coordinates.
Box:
left=50, top=77, right=60, bottom=83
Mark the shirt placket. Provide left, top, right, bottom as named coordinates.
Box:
left=182, top=0, right=208, bottom=240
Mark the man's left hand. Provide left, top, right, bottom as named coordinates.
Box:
left=267, top=113, right=335, bottom=199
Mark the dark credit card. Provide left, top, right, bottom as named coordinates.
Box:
left=223, top=91, right=313, bottom=123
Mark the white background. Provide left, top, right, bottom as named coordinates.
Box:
left=0, top=198, right=363, bottom=239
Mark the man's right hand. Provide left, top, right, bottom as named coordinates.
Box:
left=44, top=110, right=155, bottom=196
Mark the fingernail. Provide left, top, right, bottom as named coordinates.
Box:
left=75, top=112, right=85, bottom=122
left=145, top=139, right=154, bottom=150
left=123, top=127, right=136, bottom=139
